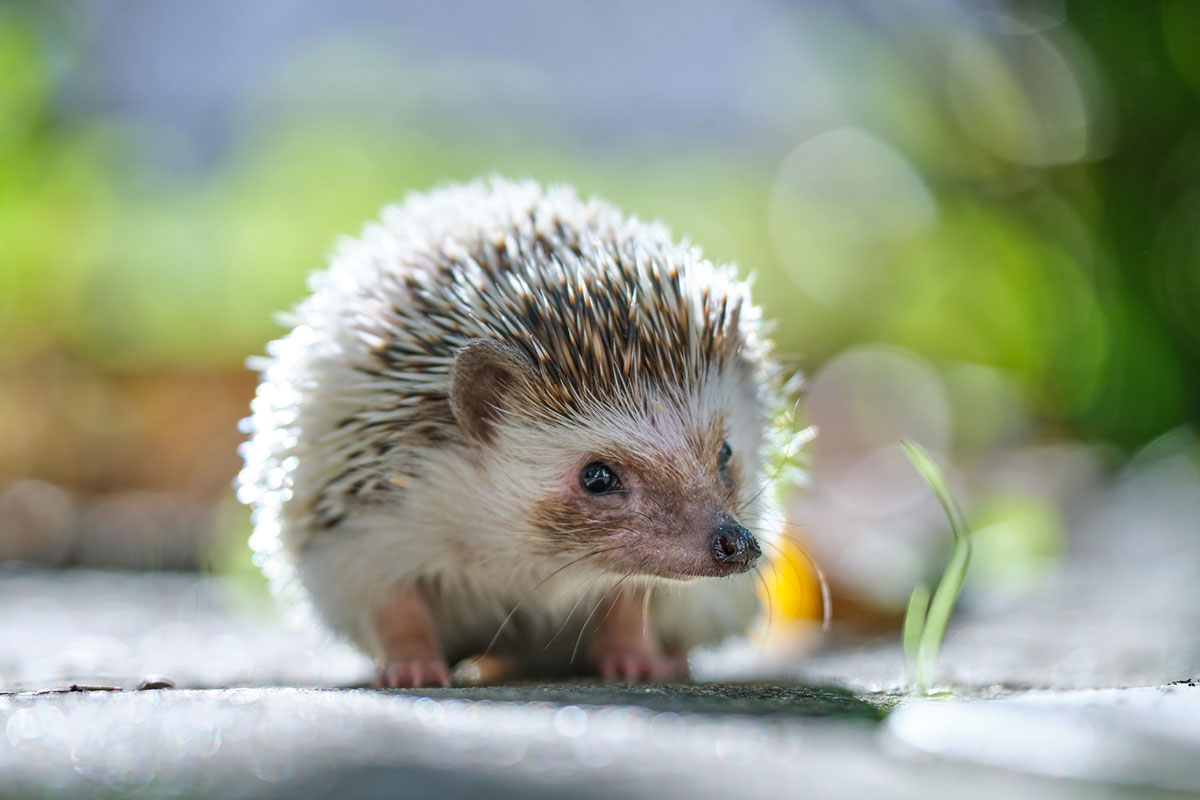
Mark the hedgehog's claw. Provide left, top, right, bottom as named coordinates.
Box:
left=596, top=651, right=681, bottom=682
left=377, top=658, right=450, bottom=689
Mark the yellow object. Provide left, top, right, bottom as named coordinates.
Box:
left=760, top=534, right=826, bottom=622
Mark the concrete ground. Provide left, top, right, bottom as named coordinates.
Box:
left=1, top=566, right=1198, bottom=799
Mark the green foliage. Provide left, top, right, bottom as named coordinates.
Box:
left=1, top=4, right=1197, bottom=450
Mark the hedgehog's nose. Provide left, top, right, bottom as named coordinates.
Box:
left=710, top=522, right=761, bottom=572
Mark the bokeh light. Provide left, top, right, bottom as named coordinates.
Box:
left=1, top=0, right=1197, bottom=641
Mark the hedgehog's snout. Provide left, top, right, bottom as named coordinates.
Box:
left=710, top=522, right=760, bottom=573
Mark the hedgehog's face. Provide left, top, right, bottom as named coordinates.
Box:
left=449, top=339, right=768, bottom=581
left=528, top=428, right=763, bottom=580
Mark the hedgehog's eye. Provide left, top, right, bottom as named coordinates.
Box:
left=580, top=462, right=621, bottom=494
left=718, top=441, right=733, bottom=471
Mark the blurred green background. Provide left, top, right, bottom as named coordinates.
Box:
left=1, top=1, right=1197, bottom=624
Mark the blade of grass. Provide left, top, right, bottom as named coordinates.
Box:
left=902, top=582, right=930, bottom=677
left=901, top=440, right=970, bottom=543
left=900, top=440, right=972, bottom=691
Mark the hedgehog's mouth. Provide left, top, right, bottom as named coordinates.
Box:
left=640, top=561, right=757, bottom=581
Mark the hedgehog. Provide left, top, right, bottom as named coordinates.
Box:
left=237, top=177, right=783, bottom=687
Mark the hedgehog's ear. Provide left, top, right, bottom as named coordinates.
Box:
left=449, top=339, right=535, bottom=445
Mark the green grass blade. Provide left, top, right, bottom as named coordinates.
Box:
left=900, top=440, right=970, bottom=546
left=902, top=582, right=931, bottom=677
left=900, top=440, right=973, bottom=691
left=916, top=536, right=970, bottom=688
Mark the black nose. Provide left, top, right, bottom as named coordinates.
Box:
left=710, top=522, right=761, bottom=571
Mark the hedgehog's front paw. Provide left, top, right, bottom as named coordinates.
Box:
left=587, top=587, right=687, bottom=682
left=590, top=643, right=684, bottom=682
left=376, top=655, right=450, bottom=689
left=371, top=581, right=448, bottom=688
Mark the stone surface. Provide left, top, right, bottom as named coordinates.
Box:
left=887, top=685, right=1200, bottom=794
left=0, top=569, right=367, bottom=691
left=2, top=567, right=1199, bottom=798
left=4, top=686, right=1190, bottom=800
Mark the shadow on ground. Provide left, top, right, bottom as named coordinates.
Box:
left=384, top=681, right=887, bottom=720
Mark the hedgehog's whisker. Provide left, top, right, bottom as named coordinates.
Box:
left=751, top=564, right=773, bottom=654
left=570, top=592, right=612, bottom=667
left=748, top=526, right=832, bottom=634
left=734, top=474, right=790, bottom=521
left=641, top=581, right=653, bottom=640
left=738, top=513, right=810, bottom=533
left=480, top=545, right=621, bottom=662
left=593, top=556, right=649, bottom=633
left=759, top=537, right=807, bottom=596
left=542, top=570, right=611, bottom=651
left=590, top=561, right=648, bottom=633
left=570, top=568, right=637, bottom=665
